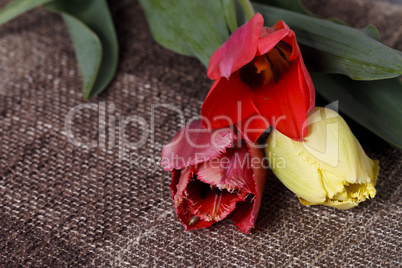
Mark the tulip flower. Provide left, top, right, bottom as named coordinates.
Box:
left=266, top=107, right=379, bottom=210
left=201, top=13, right=315, bottom=143
left=161, top=120, right=266, bottom=233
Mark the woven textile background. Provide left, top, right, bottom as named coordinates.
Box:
left=0, top=0, right=401, bottom=266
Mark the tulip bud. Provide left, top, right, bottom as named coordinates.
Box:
left=266, top=107, right=379, bottom=210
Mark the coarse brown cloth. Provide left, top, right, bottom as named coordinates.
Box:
left=0, top=0, right=401, bottom=266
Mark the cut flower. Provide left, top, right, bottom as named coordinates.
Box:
left=266, top=107, right=379, bottom=210
left=161, top=120, right=266, bottom=233
left=201, top=13, right=315, bottom=143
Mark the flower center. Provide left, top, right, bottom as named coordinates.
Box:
left=238, top=41, right=292, bottom=90
left=186, top=178, right=244, bottom=222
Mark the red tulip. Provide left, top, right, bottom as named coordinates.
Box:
left=161, top=120, right=266, bottom=233
left=201, top=13, right=315, bottom=143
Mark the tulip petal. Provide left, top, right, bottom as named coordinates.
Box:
left=171, top=168, right=217, bottom=230
left=201, top=76, right=255, bottom=129
left=269, top=20, right=299, bottom=60
left=234, top=113, right=271, bottom=143
left=257, top=20, right=315, bottom=124
left=186, top=179, right=247, bottom=222
left=161, top=120, right=237, bottom=171
left=266, top=130, right=327, bottom=204
left=230, top=144, right=266, bottom=233
left=256, top=28, right=293, bottom=56
left=207, top=13, right=264, bottom=80
left=251, top=61, right=309, bottom=140
left=197, top=144, right=255, bottom=192
left=170, top=169, right=182, bottom=198
left=292, top=41, right=315, bottom=113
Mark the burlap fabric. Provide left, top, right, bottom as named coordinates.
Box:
left=0, top=0, right=401, bottom=266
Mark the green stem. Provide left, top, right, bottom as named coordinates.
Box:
left=238, top=0, right=255, bottom=20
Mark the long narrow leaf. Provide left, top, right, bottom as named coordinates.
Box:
left=0, top=0, right=53, bottom=25
left=253, top=3, right=402, bottom=80
left=312, top=74, right=402, bottom=149
left=45, top=0, right=118, bottom=99
left=252, top=0, right=311, bottom=15
left=49, top=8, right=103, bottom=98
left=221, top=0, right=237, bottom=33
left=359, top=24, right=381, bottom=41
left=139, top=0, right=230, bottom=67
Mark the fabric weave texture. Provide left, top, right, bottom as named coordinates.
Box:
left=0, top=0, right=401, bottom=266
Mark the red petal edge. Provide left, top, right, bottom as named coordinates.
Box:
left=256, top=28, right=293, bottom=56
left=201, top=76, right=255, bottom=130
left=197, top=143, right=255, bottom=192
left=250, top=57, right=309, bottom=140
left=230, top=143, right=266, bottom=233
left=207, top=13, right=264, bottom=80
left=161, top=120, right=237, bottom=171
left=170, top=168, right=217, bottom=231
left=234, top=113, right=271, bottom=143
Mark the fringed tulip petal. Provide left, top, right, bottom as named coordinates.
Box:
left=161, top=120, right=237, bottom=171
left=197, top=144, right=255, bottom=192
left=171, top=168, right=218, bottom=231
left=230, top=144, right=267, bottom=233
left=187, top=179, right=247, bottom=222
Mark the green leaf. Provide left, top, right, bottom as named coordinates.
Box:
left=139, top=0, right=230, bottom=67
left=252, top=0, right=311, bottom=15
left=253, top=3, right=402, bottom=80
left=312, top=74, right=402, bottom=149
left=359, top=24, right=381, bottom=42
left=255, top=0, right=381, bottom=42
left=45, top=0, right=118, bottom=99
left=0, top=0, right=53, bottom=25
left=221, top=0, right=237, bottom=33
left=54, top=11, right=103, bottom=99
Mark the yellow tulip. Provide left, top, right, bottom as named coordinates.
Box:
left=266, top=107, right=379, bottom=210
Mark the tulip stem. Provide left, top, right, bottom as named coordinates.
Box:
left=239, top=0, right=256, bottom=20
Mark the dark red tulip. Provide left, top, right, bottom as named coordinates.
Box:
left=161, top=120, right=266, bottom=233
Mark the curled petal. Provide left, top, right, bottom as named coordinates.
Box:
left=207, top=13, right=264, bottom=80
left=259, top=27, right=275, bottom=38
left=272, top=20, right=291, bottom=31
left=161, top=120, right=237, bottom=171
left=256, top=28, right=293, bottom=56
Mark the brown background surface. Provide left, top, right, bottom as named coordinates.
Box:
left=0, top=0, right=401, bottom=266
